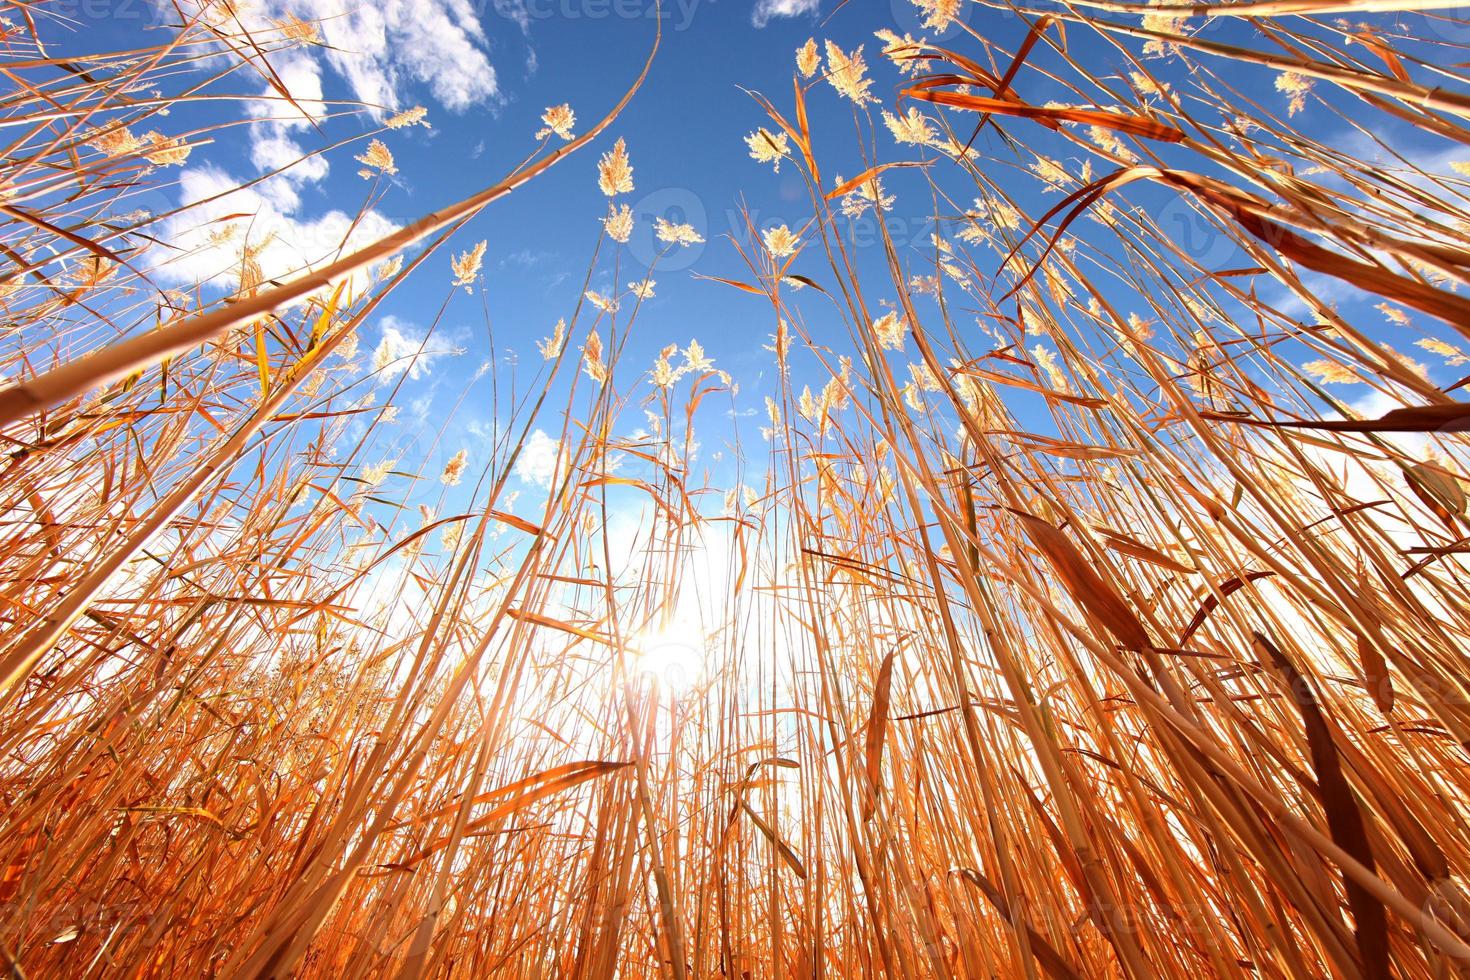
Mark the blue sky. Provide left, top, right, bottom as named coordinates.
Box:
left=71, top=0, right=1470, bottom=516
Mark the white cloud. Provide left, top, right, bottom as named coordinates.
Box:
left=752, top=0, right=819, bottom=27
left=371, top=316, right=453, bottom=381
left=249, top=135, right=330, bottom=212
left=514, top=429, right=562, bottom=489
left=172, top=0, right=502, bottom=229
left=250, top=133, right=328, bottom=177
left=153, top=165, right=398, bottom=299
left=234, top=53, right=332, bottom=208
left=252, top=53, right=327, bottom=127
left=162, top=0, right=499, bottom=249
left=272, top=0, right=499, bottom=111
left=1347, top=388, right=1432, bottom=459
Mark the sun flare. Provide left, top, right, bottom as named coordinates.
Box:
left=631, top=622, right=708, bottom=694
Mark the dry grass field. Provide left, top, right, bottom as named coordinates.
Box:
left=2, top=0, right=1470, bottom=975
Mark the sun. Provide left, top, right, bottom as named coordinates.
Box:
left=631, top=621, right=708, bottom=694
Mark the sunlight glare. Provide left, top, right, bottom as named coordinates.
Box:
left=632, top=622, right=707, bottom=693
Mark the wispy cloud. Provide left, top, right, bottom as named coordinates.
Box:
left=500, top=248, right=556, bottom=270
left=752, top=0, right=819, bottom=28
left=272, top=0, right=500, bottom=111
left=370, top=316, right=459, bottom=381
